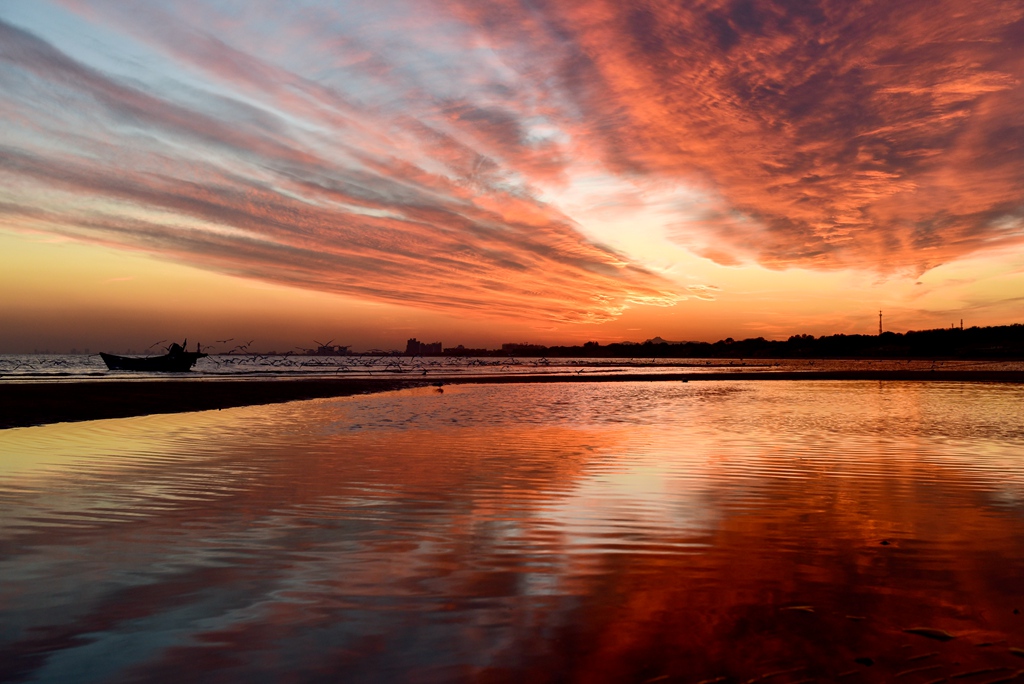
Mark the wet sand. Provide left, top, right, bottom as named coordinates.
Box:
left=3, top=369, right=1023, bottom=429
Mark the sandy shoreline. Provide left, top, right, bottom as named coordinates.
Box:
left=3, top=370, right=1023, bottom=429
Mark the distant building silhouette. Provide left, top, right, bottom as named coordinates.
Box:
left=387, top=323, right=1020, bottom=360
left=405, top=338, right=442, bottom=355
left=304, top=343, right=351, bottom=356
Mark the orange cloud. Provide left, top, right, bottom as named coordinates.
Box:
left=446, top=0, right=1024, bottom=273
left=0, top=15, right=679, bottom=323
left=3, top=0, right=1023, bottom=330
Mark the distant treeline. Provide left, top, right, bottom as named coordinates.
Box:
left=436, top=324, right=1024, bottom=359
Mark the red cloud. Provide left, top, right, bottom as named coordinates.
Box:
left=0, top=15, right=679, bottom=323
left=5, top=0, right=1023, bottom=329
left=445, top=0, right=1024, bottom=273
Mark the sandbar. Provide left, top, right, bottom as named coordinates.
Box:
left=3, top=369, right=1023, bottom=429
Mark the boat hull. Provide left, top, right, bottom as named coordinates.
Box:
left=100, top=351, right=207, bottom=372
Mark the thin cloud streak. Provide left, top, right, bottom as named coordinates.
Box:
left=445, top=0, right=1024, bottom=272
left=2, top=0, right=1023, bottom=329
left=0, top=9, right=679, bottom=323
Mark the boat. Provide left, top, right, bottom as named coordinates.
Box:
left=100, top=341, right=208, bottom=372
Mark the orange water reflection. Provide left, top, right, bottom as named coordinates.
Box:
left=2, top=381, right=1024, bottom=682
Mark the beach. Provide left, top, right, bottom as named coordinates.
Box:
left=4, top=369, right=1024, bottom=429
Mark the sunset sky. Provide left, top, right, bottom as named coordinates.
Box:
left=2, top=0, right=1022, bottom=353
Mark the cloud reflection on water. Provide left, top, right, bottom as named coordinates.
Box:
left=2, top=381, right=1024, bottom=681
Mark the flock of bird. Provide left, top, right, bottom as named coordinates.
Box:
left=201, top=352, right=559, bottom=375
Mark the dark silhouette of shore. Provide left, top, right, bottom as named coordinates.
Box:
left=3, top=324, right=1021, bottom=429
left=465, top=324, right=1024, bottom=360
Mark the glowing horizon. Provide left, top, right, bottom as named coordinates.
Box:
left=1, top=0, right=1022, bottom=353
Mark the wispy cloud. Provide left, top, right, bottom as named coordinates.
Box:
left=686, top=284, right=721, bottom=301
left=444, top=0, right=1024, bottom=272
left=0, top=9, right=679, bottom=323
left=1, top=0, right=1022, bottom=328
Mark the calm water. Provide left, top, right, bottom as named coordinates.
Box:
left=2, top=380, right=1024, bottom=682
left=3, top=353, right=1022, bottom=381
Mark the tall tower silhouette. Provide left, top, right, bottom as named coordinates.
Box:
left=879, top=310, right=882, bottom=335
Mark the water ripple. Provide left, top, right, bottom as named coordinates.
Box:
left=2, top=381, right=1024, bottom=682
